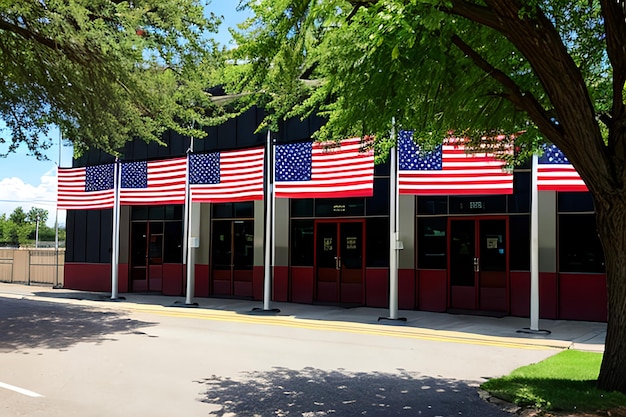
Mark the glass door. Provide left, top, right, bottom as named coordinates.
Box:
left=130, top=221, right=163, bottom=292
left=448, top=217, right=508, bottom=312
left=315, top=220, right=365, bottom=304
left=211, top=220, right=254, bottom=298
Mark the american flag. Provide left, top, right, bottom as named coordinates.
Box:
left=119, top=157, right=187, bottom=205
left=189, top=147, right=265, bottom=203
left=537, top=144, right=587, bottom=192
left=57, top=164, right=116, bottom=210
left=398, top=130, right=513, bottom=195
left=274, top=137, right=374, bottom=199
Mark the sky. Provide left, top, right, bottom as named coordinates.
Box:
left=0, top=3, right=250, bottom=227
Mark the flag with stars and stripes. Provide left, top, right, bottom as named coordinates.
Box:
left=274, top=137, right=374, bottom=199
left=537, top=144, right=587, bottom=192
left=57, top=164, right=116, bottom=210
left=189, top=147, right=265, bottom=203
left=119, top=157, right=187, bottom=205
left=398, top=130, right=513, bottom=195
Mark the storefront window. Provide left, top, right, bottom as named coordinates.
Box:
left=508, top=172, right=531, bottom=213
left=417, top=196, right=448, bottom=215
left=315, top=198, right=365, bottom=217
left=509, top=215, right=530, bottom=270
left=559, top=214, right=605, bottom=273
left=558, top=192, right=595, bottom=212
left=366, top=218, right=389, bottom=267
left=417, top=217, right=447, bottom=269
left=291, top=220, right=314, bottom=266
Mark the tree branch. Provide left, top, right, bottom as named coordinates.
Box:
left=600, top=0, right=626, bottom=129
left=450, top=34, right=563, bottom=142
left=447, top=0, right=504, bottom=31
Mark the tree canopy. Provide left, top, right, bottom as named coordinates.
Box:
left=0, top=0, right=224, bottom=158
left=222, top=0, right=626, bottom=394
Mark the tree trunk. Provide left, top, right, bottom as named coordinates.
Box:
left=594, top=196, right=626, bottom=393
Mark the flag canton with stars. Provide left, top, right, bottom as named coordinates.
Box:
left=275, top=142, right=312, bottom=181
left=539, top=144, right=570, bottom=165
left=121, top=161, right=147, bottom=188
left=189, top=153, right=220, bottom=184
left=398, top=130, right=442, bottom=171
left=85, top=164, right=114, bottom=192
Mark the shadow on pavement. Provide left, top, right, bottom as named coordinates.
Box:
left=196, top=367, right=511, bottom=417
left=0, top=297, right=156, bottom=351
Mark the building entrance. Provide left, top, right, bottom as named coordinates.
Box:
left=130, top=222, right=164, bottom=292
left=314, top=220, right=365, bottom=304
left=448, top=217, right=508, bottom=312
left=211, top=220, right=254, bottom=298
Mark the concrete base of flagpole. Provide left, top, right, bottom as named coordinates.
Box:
left=377, top=316, right=407, bottom=325
left=247, top=307, right=281, bottom=315
left=170, top=300, right=199, bottom=308
left=105, top=296, right=126, bottom=302
left=516, top=327, right=551, bottom=335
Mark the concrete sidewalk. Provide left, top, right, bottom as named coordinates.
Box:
left=0, top=282, right=606, bottom=352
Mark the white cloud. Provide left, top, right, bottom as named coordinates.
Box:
left=0, top=169, right=66, bottom=227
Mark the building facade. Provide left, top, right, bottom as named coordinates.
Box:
left=63, top=108, right=607, bottom=322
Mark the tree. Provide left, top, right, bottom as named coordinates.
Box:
left=0, top=0, right=225, bottom=157
left=26, top=207, right=48, bottom=226
left=223, top=1, right=626, bottom=393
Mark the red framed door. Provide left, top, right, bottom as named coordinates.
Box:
left=448, top=217, right=509, bottom=312
left=314, top=220, right=365, bottom=304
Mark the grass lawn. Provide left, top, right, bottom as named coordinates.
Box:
left=480, top=350, right=626, bottom=412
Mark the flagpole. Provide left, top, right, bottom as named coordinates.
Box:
left=111, top=159, right=121, bottom=300
left=380, top=120, right=405, bottom=323
left=253, top=130, right=280, bottom=314
left=184, top=136, right=198, bottom=306
left=54, top=128, right=61, bottom=288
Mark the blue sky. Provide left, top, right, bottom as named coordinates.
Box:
left=0, top=3, right=250, bottom=226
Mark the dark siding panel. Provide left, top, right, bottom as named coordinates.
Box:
left=217, top=117, right=237, bottom=150
left=65, top=211, right=76, bottom=262
left=99, top=210, right=113, bottom=263
left=72, top=210, right=88, bottom=262
left=85, top=211, right=104, bottom=263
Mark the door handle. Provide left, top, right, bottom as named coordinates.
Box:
left=473, top=257, right=479, bottom=272
left=334, top=256, right=341, bottom=270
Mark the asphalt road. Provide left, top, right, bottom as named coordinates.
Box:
left=0, top=295, right=558, bottom=417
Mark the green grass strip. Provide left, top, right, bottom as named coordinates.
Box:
left=480, top=350, right=626, bottom=411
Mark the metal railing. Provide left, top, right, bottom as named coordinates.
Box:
left=0, top=248, right=64, bottom=287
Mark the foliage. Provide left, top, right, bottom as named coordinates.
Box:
left=221, top=0, right=626, bottom=393
left=481, top=350, right=626, bottom=411
left=0, top=0, right=224, bottom=158
left=0, top=207, right=61, bottom=246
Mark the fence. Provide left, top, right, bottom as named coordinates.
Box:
left=0, top=248, right=64, bottom=287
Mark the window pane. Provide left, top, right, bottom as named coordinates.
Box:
left=417, top=197, right=448, bottom=215
left=291, top=220, right=314, bottom=266
left=163, top=221, right=183, bottom=263
left=234, top=202, right=254, bottom=218
left=132, top=206, right=149, bottom=220
left=559, top=214, right=605, bottom=273
left=449, top=195, right=506, bottom=214
left=149, top=206, right=165, bottom=220
left=213, top=203, right=234, bottom=218
left=366, top=218, right=389, bottom=267
left=165, top=205, right=183, bottom=220
left=417, top=217, right=446, bottom=269
left=315, top=198, right=365, bottom=217
left=291, top=199, right=314, bottom=217
left=509, top=215, right=530, bottom=270
left=558, top=192, right=595, bottom=212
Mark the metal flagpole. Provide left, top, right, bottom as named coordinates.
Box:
left=253, top=130, right=280, bottom=314
left=54, top=129, right=61, bottom=288
left=380, top=120, right=405, bottom=323
left=518, top=154, right=549, bottom=334
left=111, top=159, right=121, bottom=300
left=183, top=135, right=198, bottom=306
